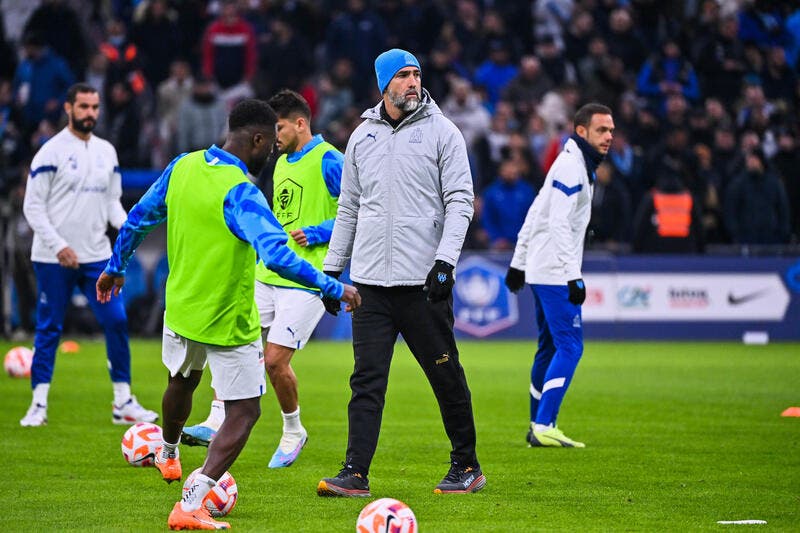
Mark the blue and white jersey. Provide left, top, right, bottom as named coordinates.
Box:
left=510, top=138, right=593, bottom=285
left=23, top=127, right=125, bottom=264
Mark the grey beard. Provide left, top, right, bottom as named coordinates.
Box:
left=389, top=91, right=420, bottom=112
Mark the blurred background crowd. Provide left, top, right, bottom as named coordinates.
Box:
left=1, top=0, right=799, bottom=335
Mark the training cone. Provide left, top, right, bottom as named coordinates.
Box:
left=60, top=340, right=81, bottom=353
left=780, top=407, right=800, bottom=417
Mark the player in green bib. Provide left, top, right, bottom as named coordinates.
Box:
left=182, top=90, right=344, bottom=469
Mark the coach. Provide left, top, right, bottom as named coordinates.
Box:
left=317, top=48, right=485, bottom=497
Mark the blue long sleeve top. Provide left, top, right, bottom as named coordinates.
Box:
left=105, top=144, right=344, bottom=299
left=289, top=134, right=343, bottom=246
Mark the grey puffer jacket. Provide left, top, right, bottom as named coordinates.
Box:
left=324, top=90, right=474, bottom=286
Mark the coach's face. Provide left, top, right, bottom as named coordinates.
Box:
left=578, top=113, right=614, bottom=155
left=66, top=91, right=100, bottom=134
left=386, top=66, right=421, bottom=113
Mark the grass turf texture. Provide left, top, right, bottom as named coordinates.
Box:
left=3, top=339, right=799, bottom=532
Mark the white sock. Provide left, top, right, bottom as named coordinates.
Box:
left=204, top=400, right=225, bottom=430
left=282, top=407, right=302, bottom=433
left=112, top=382, right=131, bottom=406
left=162, top=439, right=179, bottom=457
left=534, top=423, right=553, bottom=433
left=32, top=383, right=50, bottom=406
left=180, top=473, right=215, bottom=512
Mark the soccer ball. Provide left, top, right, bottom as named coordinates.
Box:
left=121, top=422, right=162, bottom=467
left=356, top=498, right=417, bottom=533
left=183, top=468, right=238, bottom=517
left=4, top=346, right=33, bottom=378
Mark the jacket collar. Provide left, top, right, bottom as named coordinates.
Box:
left=362, top=88, right=440, bottom=128
left=205, top=144, right=249, bottom=175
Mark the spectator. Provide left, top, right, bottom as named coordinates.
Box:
left=22, top=0, right=87, bottom=78
left=502, top=55, right=554, bottom=118
left=131, top=0, right=182, bottom=88
left=585, top=56, right=628, bottom=108
left=104, top=81, right=142, bottom=168
left=589, top=161, right=632, bottom=249
left=0, top=12, right=17, bottom=81
left=257, top=15, right=313, bottom=97
left=605, top=7, right=647, bottom=71
left=532, top=0, right=573, bottom=51
left=201, top=0, right=257, bottom=109
left=724, top=148, right=791, bottom=245
left=637, top=38, right=701, bottom=112
left=760, top=46, right=798, bottom=110
left=316, top=58, right=355, bottom=135
left=473, top=39, right=518, bottom=113
left=12, top=32, right=74, bottom=137
left=633, top=167, right=705, bottom=253
left=324, top=0, right=387, bottom=102
left=99, top=18, right=147, bottom=101
left=696, top=15, right=748, bottom=107
left=85, top=52, right=109, bottom=104
left=738, top=1, right=789, bottom=50
left=736, top=81, right=777, bottom=132
left=175, top=77, right=227, bottom=154
left=563, top=9, right=595, bottom=66
left=441, top=77, right=491, bottom=151
left=536, top=34, right=578, bottom=87
left=156, top=60, right=194, bottom=162
left=605, top=129, right=652, bottom=212
left=481, top=159, right=537, bottom=251
left=771, top=129, right=800, bottom=241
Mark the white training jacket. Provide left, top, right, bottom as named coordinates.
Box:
left=23, top=128, right=126, bottom=264
left=510, top=138, right=593, bottom=285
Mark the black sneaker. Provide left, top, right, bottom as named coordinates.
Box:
left=317, top=464, right=371, bottom=497
left=434, top=461, right=486, bottom=494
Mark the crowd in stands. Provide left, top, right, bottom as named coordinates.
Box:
left=1, top=0, right=799, bottom=262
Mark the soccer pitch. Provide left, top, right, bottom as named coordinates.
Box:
left=3, top=339, right=799, bottom=532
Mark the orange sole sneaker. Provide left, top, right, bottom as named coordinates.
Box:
left=155, top=446, right=182, bottom=483
left=167, top=502, right=230, bottom=530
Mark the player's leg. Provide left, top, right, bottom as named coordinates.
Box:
left=318, top=284, right=395, bottom=498
left=264, top=287, right=325, bottom=468
left=181, top=281, right=275, bottom=447
left=21, top=262, right=75, bottom=426
left=169, top=337, right=264, bottom=530
left=155, top=326, right=208, bottom=483
left=79, top=261, right=157, bottom=424
left=400, top=289, right=485, bottom=494
left=528, top=284, right=585, bottom=448
left=528, top=286, right=556, bottom=442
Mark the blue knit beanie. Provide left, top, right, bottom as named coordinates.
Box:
left=374, top=49, right=421, bottom=94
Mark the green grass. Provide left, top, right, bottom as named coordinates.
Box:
left=3, top=339, right=799, bottom=532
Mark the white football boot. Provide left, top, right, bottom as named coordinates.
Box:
left=20, top=403, right=48, bottom=427
left=113, top=395, right=159, bottom=425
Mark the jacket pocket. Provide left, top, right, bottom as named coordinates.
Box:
left=391, top=216, right=441, bottom=282
left=351, top=216, right=386, bottom=282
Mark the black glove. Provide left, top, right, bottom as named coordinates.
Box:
left=322, top=270, right=342, bottom=316
left=567, top=278, right=586, bottom=305
left=423, top=260, right=455, bottom=302
left=504, top=267, right=526, bottom=293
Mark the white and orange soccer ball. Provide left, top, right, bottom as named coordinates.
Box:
left=120, top=422, right=162, bottom=467
left=356, top=498, right=417, bottom=533
left=4, top=346, right=33, bottom=378
left=183, top=468, right=238, bottom=517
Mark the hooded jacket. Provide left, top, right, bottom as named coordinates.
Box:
left=324, top=90, right=474, bottom=286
